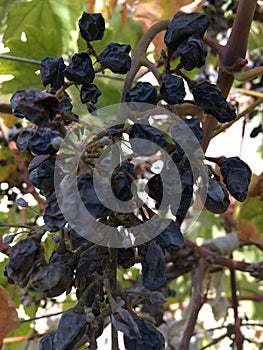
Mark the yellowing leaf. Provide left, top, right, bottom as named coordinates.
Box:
left=0, top=286, right=20, bottom=343
left=237, top=196, right=263, bottom=244
left=0, top=112, right=17, bottom=128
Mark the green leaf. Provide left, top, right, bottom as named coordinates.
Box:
left=3, top=0, right=86, bottom=53
left=238, top=196, right=263, bottom=236
left=23, top=301, right=38, bottom=319
left=95, top=76, right=123, bottom=109
left=0, top=25, right=62, bottom=94
left=11, top=25, right=62, bottom=59
left=189, top=210, right=224, bottom=241
left=0, top=0, right=16, bottom=35
left=51, top=0, right=86, bottom=52
left=4, top=0, right=63, bottom=43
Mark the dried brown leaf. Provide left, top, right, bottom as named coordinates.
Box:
left=0, top=286, right=20, bottom=343
left=86, top=0, right=95, bottom=12
left=108, top=0, right=118, bottom=18
left=248, top=173, right=263, bottom=200
left=237, top=220, right=262, bottom=245
left=120, top=2, right=128, bottom=26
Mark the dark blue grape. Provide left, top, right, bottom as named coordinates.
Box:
left=54, top=309, right=87, bottom=350
left=29, top=158, right=55, bottom=192
left=32, top=251, right=75, bottom=297
left=117, top=248, right=135, bottom=269
left=192, top=81, right=236, bottom=123
left=112, top=174, right=133, bottom=202
left=141, top=242, right=166, bottom=290
left=43, top=192, right=66, bottom=232
left=154, top=221, right=184, bottom=253
left=99, top=42, right=131, bottom=74
left=250, top=124, right=262, bottom=138
left=124, top=318, right=165, bottom=350
left=77, top=175, right=111, bottom=218
left=220, top=157, right=252, bottom=202
left=27, top=128, right=62, bottom=155
left=87, top=103, right=97, bottom=114
left=164, top=12, right=210, bottom=51
left=64, top=52, right=95, bottom=85
left=78, top=12, right=105, bottom=41
left=16, top=128, right=36, bottom=151
left=183, top=117, right=204, bottom=145
left=160, top=75, right=186, bottom=105
left=177, top=35, right=207, bottom=71
left=67, top=226, right=88, bottom=250
left=204, top=178, right=230, bottom=213
left=5, top=238, right=38, bottom=287
left=129, top=123, right=166, bottom=156
left=40, top=56, right=65, bottom=90
left=10, top=89, right=59, bottom=125
left=80, top=84, right=101, bottom=104
left=58, top=92, right=73, bottom=113
left=39, top=331, right=56, bottom=350
left=125, top=82, right=158, bottom=111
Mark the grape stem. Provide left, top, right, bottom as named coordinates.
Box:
left=119, top=19, right=170, bottom=106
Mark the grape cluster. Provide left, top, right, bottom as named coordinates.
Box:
left=4, top=9, right=253, bottom=350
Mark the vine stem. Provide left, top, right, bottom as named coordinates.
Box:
left=181, top=238, right=257, bottom=273
left=230, top=259, right=243, bottom=350
left=202, top=0, right=258, bottom=152
left=20, top=311, right=64, bottom=323
left=179, top=259, right=207, bottom=350
left=0, top=222, right=33, bottom=229
left=120, top=19, right=170, bottom=104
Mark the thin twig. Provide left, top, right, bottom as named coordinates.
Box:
left=141, top=58, right=162, bottom=82
left=230, top=255, right=243, bottom=350
left=199, top=333, right=227, bottom=350
left=20, top=311, right=64, bottom=323
left=203, top=36, right=222, bottom=54
left=120, top=19, right=170, bottom=106
left=196, top=322, right=263, bottom=335
left=231, top=87, right=263, bottom=99
left=0, top=54, right=41, bottom=65
left=0, top=222, right=33, bottom=229
left=212, top=97, right=263, bottom=137
left=179, top=259, right=207, bottom=350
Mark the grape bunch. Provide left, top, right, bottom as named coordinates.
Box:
left=3, top=10, right=253, bottom=350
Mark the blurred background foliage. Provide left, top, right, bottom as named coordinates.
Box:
left=0, top=1, right=262, bottom=349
